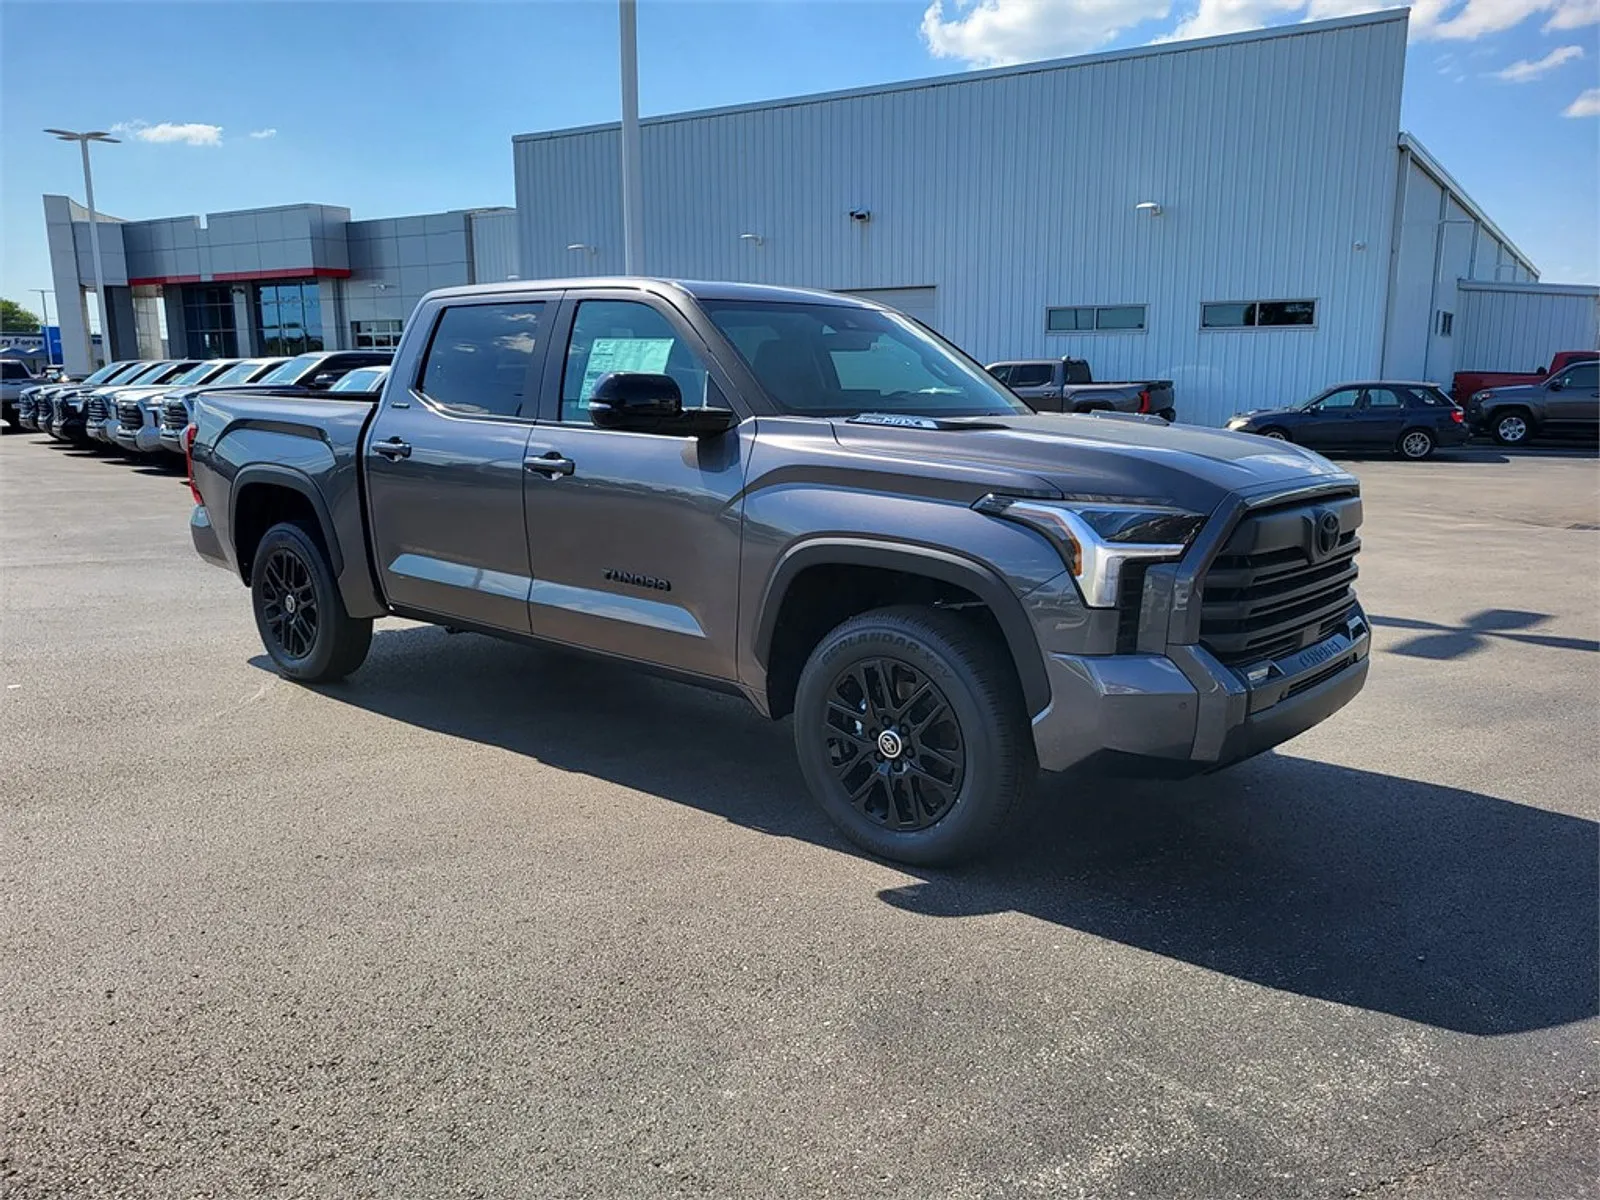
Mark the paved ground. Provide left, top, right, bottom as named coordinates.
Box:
left=2, top=434, right=1596, bottom=1199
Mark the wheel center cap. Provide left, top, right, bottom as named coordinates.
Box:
left=283, top=594, right=297, bottom=614
left=877, top=729, right=904, bottom=759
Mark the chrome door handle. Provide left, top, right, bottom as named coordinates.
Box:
left=525, top=451, right=575, bottom=478
left=374, top=438, right=411, bottom=459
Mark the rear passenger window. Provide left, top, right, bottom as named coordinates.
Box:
left=1009, top=364, right=1054, bottom=387
left=1365, top=389, right=1403, bottom=408
left=419, top=302, right=544, bottom=417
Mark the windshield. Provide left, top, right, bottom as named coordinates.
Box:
left=209, top=359, right=273, bottom=385
left=170, top=361, right=225, bottom=385
left=259, top=353, right=324, bottom=385
left=702, top=300, right=1030, bottom=418
left=120, top=362, right=175, bottom=386
left=81, top=361, right=136, bottom=386
left=329, top=366, right=389, bottom=393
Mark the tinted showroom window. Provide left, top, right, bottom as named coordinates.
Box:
left=419, top=302, right=545, bottom=417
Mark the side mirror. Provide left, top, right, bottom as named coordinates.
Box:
left=588, top=372, right=736, bottom=437
left=1547, top=379, right=1564, bottom=392
left=309, top=372, right=338, bottom=390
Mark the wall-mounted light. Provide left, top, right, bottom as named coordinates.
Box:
left=739, top=232, right=764, bottom=247
left=566, top=243, right=597, bottom=256
left=848, top=209, right=872, bottom=223
left=1135, top=201, right=1164, bottom=217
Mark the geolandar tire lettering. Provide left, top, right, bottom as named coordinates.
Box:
left=250, top=521, right=373, bottom=684
left=792, top=605, right=1035, bottom=867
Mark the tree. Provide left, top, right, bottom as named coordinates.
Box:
left=0, top=299, right=42, bottom=334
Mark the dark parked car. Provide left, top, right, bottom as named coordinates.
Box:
left=1465, top=358, right=1600, bottom=446
left=1226, top=382, right=1468, bottom=459
left=188, top=278, right=1369, bottom=867
left=987, top=358, right=1176, bottom=421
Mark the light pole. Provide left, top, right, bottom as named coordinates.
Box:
left=618, top=0, right=643, bottom=274
left=33, top=289, right=55, bottom=366
left=44, top=128, right=119, bottom=368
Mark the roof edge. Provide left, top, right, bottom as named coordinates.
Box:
left=1457, top=279, right=1598, bottom=297
left=1399, top=132, right=1538, bottom=279
left=514, top=8, right=1409, bottom=144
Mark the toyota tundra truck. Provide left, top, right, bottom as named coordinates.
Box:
left=187, top=279, right=1369, bottom=866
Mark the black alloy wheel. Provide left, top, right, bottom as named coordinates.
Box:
left=823, top=657, right=966, bottom=831
left=258, top=546, right=320, bottom=661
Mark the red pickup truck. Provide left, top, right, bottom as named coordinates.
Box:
left=1453, top=350, right=1598, bottom=405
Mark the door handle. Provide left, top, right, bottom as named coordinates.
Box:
left=525, top=451, right=575, bottom=478
left=374, top=438, right=411, bottom=459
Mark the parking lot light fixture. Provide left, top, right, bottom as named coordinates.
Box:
left=44, top=128, right=119, bottom=368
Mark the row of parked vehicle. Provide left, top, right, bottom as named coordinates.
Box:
left=8, top=351, right=393, bottom=455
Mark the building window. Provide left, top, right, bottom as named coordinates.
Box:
left=1201, top=300, right=1317, bottom=329
left=1437, top=310, right=1454, bottom=337
left=183, top=285, right=239, bottom=358
left=256, top=280, right=324, bottom=355
left=1045, top=304, right=1147, bottom=333
left=353, top=319, right=404, bottom=349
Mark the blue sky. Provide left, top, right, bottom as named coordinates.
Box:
left=2, top=0, right=1596, bottom=320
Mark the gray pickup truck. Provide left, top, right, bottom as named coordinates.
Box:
left=987, top=357, right=1177, bottom=421
left=188, top=279, right=1369, bottom=866
left=1465, top=357, right=1600, bottom=445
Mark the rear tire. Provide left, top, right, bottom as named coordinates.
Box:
left=792, top=605, right=1035, bottom=867
left=1397, top=428, right=1435, bottom=460
left=251, top=521, right=372, bottom=683
left=1492, top=409, right=1532, bottom=446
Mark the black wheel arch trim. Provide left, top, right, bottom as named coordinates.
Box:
left=229, top=463, right=345, bottom=580
left=754, top=537, right=1052, bottom=717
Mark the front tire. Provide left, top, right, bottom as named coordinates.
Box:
left=1259, top=427, right=1290, bottom=442
left=1492, top=409, right=1532, bottom=446
left=251, top=522, right=372, bottom=683
left=1397, top=428, right=1435, bottom=460
left=792, top=606, right=1035, bottom=867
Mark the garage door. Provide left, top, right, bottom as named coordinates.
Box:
left=838, top=287, right=938, bottom=331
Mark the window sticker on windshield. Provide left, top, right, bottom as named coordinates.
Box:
left=579, top=337, right=674, bottom=400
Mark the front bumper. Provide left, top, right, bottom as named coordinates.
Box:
left=1031, top=608, right=1370, bottom=773
left=112, top=420, right=164, bottom=454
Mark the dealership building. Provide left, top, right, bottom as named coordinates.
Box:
left=42, top=8, right=1598, bottom=423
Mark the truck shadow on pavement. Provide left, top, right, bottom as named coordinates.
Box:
left=274, top=624, right=1600, bottom=1039
left=1371, top=610, right=1600, bottom=659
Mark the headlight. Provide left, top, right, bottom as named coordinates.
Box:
left=1226, top=417, right=1248, bottom=429
left=974, top=496, right=1206, bottom=608
left=1472, top=391, right=1491, bottom=404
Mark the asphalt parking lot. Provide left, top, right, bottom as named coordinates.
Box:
left=2, top=433, right=1596, bottom=1199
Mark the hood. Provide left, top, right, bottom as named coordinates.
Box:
left=828, top=411, right=1353, bottom=512
left=1229, top=405, right=1302, bottom=422
left=108, top=385, right=181, bottom=402
left=1475, top=382, right=1542, bottom=402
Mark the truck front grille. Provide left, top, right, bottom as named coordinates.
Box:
left=1198, top=497, right=1361, bottom=668
left=85, top=396, right=107, bottom=423
left=116, top=401, right=145, bottom=431
left=162, top=399, right=189, bottom=431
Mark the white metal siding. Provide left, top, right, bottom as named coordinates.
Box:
left=838, top=287, right=938, bottom=327
left=468, top=209, right=520, bottom=284
left=515, top=13, right=1408, bottom=426
left=1456, top=283, right=1600, bottom=373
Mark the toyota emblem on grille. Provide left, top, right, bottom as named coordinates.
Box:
left=1307, top=509, right=1342, bottom=561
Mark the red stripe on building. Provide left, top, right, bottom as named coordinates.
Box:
left=128, top=275, right=201, bottom=286
left=214, top=267, right=352, bottom=282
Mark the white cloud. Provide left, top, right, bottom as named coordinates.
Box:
left=1545, top=0, right=1600, bottom=30
left=1494, top=43, right=1584, bottom=79
left=1164, top=0, right=1597, bottom=43
left=921, top=0, right=1172, bottom=67
left=112, top=119, right=223, bottom=146
left=248, top=128, right=277, bottom=140
left=1564, top=85, right=1600, bottom=115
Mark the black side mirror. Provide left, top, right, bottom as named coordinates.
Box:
left=588, top=372, right=736, bottom=437
left=309, top=372, right=338, bottom=390
left=1548, top=379, right=1564, bottom=392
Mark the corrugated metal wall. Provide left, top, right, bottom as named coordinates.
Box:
left=1456, top=283, right=1600, bottom=373
left=515, top=12, right=1408, bottom=426
left=468, top=209, right=520, bottom=284
left=1381, top=139, right=1541, bottom=384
